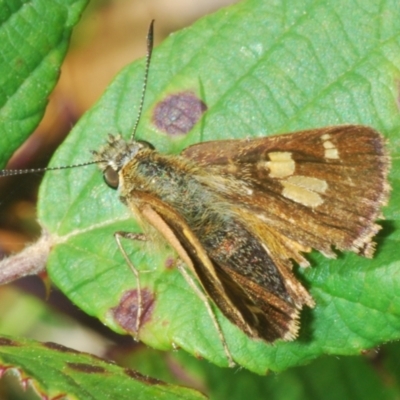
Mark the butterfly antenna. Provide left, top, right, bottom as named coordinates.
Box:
left=0, top=160, right=101, bottom=177
left=1, top=22, right=155, bottom=177
left=131, top=20, right=155, bottom=139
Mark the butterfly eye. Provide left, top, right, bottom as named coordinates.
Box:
left=103, top=166, right=119, bottom=189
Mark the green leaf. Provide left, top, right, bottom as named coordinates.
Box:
left=37, top=0, right=400, bottom=373
left=114, top=344, right=400, bottom=400
left=0, top=335, right=206, bottom=400
left=0, top=0, right=89, bottom=167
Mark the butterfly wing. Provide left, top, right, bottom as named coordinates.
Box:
left=182, top=125, right=390, bottom=258
left=117, top=125, right=389, bottom=344
left=128, top=190, right=306, bottom=341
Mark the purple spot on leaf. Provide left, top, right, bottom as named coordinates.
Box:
left=153, top=91, right=207, bottom=135
left=111, top=289, right=155, bottom=335
left=165, top=257, right=176, bottom=270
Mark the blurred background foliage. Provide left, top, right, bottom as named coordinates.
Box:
left=0, top=0, right=400, bottom=399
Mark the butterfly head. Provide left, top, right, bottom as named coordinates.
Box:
left=92, top=134, right=154, bottom=189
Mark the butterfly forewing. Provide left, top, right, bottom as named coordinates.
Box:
left=182, top=125, right=390, bottom=258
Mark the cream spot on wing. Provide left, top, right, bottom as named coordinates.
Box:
left=285, top=175, right=328, bottom=193
left=321, top=135, right=339, bottom=159
left=325, top=148, right=339, bottom=159
left=323, top=140, right=335, bottom=149
left=265, top=151, right=295, bottom=178
left=281, top=175, right=328, bottom=207
left=282, top=182, right=324, bottom=207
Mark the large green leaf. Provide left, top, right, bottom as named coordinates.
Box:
left=37, top=0, right=400, bottom=374
left=0, top=335, right=206, bottom=400
left=0, top=0, right=89, bottom=166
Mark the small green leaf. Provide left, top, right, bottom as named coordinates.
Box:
left=37, top=0, right=400, bottom=373
left=0, top=335, right=206, bottom=400
left=0, top=0, right=88, bottom=166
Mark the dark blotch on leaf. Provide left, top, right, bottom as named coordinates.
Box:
left=0, top=338, right=18, bottom=346
left=43, top=342, right=80, bottom=354
left=112, top=289, right=155, bottom=335
left=67, top=362, right=106, bottom=374
left=124, top=368, right=164, bottom=385
left=46, top=342, right=115, bottom=365
left=165, top=257, right=177, bottom=270
left=153, top=91, right=207, bottom=135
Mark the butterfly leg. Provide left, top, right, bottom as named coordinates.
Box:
left=114, top=231, right=148, bottom=340
left=176, top=259, right=235, bottom=367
